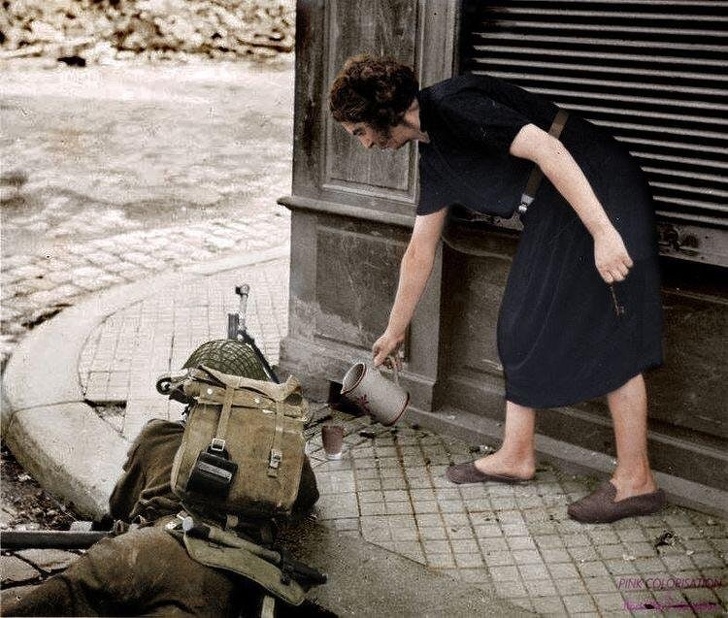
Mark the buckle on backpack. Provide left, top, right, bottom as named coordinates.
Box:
left=268, top=449, right=282, bottom=477
left=210, top=438, right=227, bottom=453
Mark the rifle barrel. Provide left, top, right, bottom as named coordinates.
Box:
left=1, top=530, right=110, bottom=550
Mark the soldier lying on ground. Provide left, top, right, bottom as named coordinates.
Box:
left=1, top=417, right=320, bottom=617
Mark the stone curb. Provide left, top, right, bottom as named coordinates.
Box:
left=281, top=523, right=531, bottom=617
left=1, top=245, right=289, bottom=517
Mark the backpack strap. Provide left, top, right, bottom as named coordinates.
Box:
left=210, top=384, right=236, bottom=454
left=184, top=366, right=309, bottom=420
left=197, top=366, right=301, bottom=402
left=260, top=595, right=276, bottom=618
left=268, top=411, right=285, bottom=478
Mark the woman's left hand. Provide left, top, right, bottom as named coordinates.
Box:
left=593, top=226, right=633, bottom=283
left=510, top=125, right=635, bottom=284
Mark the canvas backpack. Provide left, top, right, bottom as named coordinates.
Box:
left=168, top=365, right=309, bottom=521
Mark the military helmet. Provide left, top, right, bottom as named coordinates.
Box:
left=183, top=339, right=269, bottom=382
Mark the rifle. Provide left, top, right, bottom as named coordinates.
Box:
left=1, top=521, right=327, bottom=589
left=1, top=529, right=110, bottom=551
left=156, top=282, right=280, bottom=399
left=181, top=516, right=327, bottom=586
left=227, top=284, right=280, bottom=383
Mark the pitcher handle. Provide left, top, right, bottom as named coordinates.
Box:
left=365, top=355, right=400, bottom=383
left=386, top=355, right=399, bottom=385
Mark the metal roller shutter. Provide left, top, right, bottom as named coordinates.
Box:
left=458, top=0, right=728, bottom=267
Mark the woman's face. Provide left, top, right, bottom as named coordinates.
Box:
left=341, top=121, right=414, bottom=151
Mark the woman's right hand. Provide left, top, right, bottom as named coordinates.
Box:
left=372, top=330, right=405, bottom=368
left=593, top=225, right=633, bottom=283
left=371, top=210, right=447, bottom=369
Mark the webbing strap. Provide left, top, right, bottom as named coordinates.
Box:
left=268, top=411, right=284, bottom=479
left=198, top=366, right=298, bottom=402
left=441, top=109, right=570, bottom=259
left=518, top=109, right=569, bottom=215
left=261, top=595, right=276, bottom=618
left=212, top=385, right=236, bottom=449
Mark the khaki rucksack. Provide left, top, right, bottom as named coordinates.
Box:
left=170, top=365, right=308, bottom=521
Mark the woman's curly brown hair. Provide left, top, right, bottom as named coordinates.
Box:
left=328, top=55, right=419, bottom=131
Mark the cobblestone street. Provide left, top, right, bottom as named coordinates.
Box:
left=1, top=58, right=295, bottom=365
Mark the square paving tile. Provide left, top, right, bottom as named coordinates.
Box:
left=512, top=549, right=546, bottom=565
left=414, top=512, right=441, bottom=527
left=540, top=548, right=571, bottom=564
left=439, top=500, right=466, bottom=513
left=553, top=577, right=588, bottom=597
left=450, top=539, right=478, bottom=554
left=411, top=500, right=439, bottom=513
left=454, top=552, right=484, bottom=568
left=592, top=591, right=628, bottom=612
left=501, top=523, right=529, bottom=537
left=598, top=543, right=629, bottom=560
left=525, top=577, right=558, bottom=597
left=393, top=541, right=426, bottom=564
left=316, top=494, right=359, bottom=519
left=477, top=536, right=509, bottom=553
left=495, top=580, right=528, bottom=597
left=546, top=561, right=580, bottom=580
left=584, top=575, right=619, bottom=594
left=426, top=552, right=456, bottom=568
left=483, top=550, right=516, bottom=567
left=518, top=562, right=551, bottom=581
left=489, top=564, right=520, bottom=582
left=605, top=558, right=640, bottom=576
left=473, top=523, right=503, bottom=538
left=534, top=534, right=565, bottom=550
left=568, top=545, right=600, bottom=562
left=507, top=535, right=538, bottom=551
left=418, top=526, right=447, bottom=541
left=530, top=595, right=566, bottom=614
left=577, top=560, right=611, bottom=579
left=562, top=593, right=598, bottom=613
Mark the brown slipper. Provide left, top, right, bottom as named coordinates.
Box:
left=445, top=462, right=532, bottom=485
left=567, top=481, right=666, bottom=524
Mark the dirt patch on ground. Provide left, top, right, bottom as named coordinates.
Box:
left=1, top=442, right=81, bottom=531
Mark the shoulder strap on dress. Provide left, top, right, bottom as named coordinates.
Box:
left=517, top=109, right=569, bottom=215
left=440, top=109, right=569, bottom=258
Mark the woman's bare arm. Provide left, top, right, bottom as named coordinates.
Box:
left=510, top=123, right=633, bottom=283
left=372, top=208, right=448, bottom=366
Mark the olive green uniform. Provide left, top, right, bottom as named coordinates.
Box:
left=2, top=419, right=319, bottom=617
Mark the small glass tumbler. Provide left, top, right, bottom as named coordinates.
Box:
left=322, top=424, right=344, bottom=460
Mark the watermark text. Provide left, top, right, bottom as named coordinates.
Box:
left=616, top=577, right=723, bottom=591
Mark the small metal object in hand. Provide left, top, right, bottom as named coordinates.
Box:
left=609, top=284, right=625, bottom=317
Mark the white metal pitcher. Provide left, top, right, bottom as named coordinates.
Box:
left=341, top=359, right=409, bottom=426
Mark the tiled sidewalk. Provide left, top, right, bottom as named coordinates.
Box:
left=75, top=259, right=728, bottom=617
left=307, top=411, right=727, bottom=617
left=78, top=257, right=288, bottom=440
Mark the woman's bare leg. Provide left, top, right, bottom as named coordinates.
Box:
left=607, top=373, right=658, bottom=500
left=473, top=400, right=537, bottom=479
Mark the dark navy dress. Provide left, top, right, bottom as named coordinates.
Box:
left=417, top=74, right=663, bottom=408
